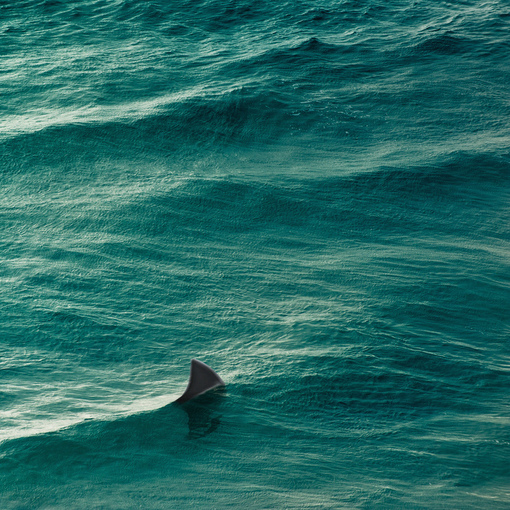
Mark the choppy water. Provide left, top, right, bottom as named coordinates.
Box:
left=1, top=0, right=509, bottom=508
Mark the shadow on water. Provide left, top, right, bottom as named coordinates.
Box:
left=178, top=387, right=226, bottom=440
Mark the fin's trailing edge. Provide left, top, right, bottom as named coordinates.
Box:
left=175, top=359, right=225, bottom=403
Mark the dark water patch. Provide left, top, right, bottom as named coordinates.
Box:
left=227, top=36, right=373, bottom=79
left=201, top=0, right=267, bottom=31
left=415, top=33, right=472, bottom=55
left=254, top=344, right=491, bottom=422
left=0, top=391, right=17, bottom=406
left=322, top=151, right=510, bottom=202
left=294, top=36, right=344, bottom=56
left=337, top=152, right=510, bottom=208
left=297, top=7, right=335, bottom=26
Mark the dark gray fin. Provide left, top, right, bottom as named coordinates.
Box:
left=175, top=359, right=225, bottom=404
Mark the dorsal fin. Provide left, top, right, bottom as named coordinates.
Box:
left=175, top=359, right=225, bottom=403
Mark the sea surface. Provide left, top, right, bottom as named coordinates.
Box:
left=1, top=0, right=509, bottom=508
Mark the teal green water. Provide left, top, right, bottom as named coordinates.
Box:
left=1, top=1, right=509, bottom=508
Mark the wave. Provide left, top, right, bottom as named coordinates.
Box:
left=1, top=2, right=510, bottom=506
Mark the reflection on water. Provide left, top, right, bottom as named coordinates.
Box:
left=178, top=388, right=226, bottom=439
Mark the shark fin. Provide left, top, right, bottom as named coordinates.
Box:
left=175, top=359, right=225, bottom=404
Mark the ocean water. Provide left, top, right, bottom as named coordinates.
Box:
left=1, top=0, right=509, bottom=508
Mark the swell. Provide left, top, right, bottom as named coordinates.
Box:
left=0, top=84, right=324, bottom=149
left=109, top=152, right=510, bottom=242
left=2, top=148, right=508, bottom=242
left=3, top=0, right=509, bottom=150
left=3, top=150, right=507, bottom=251
left=2, top=152, right=508, bottom=363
